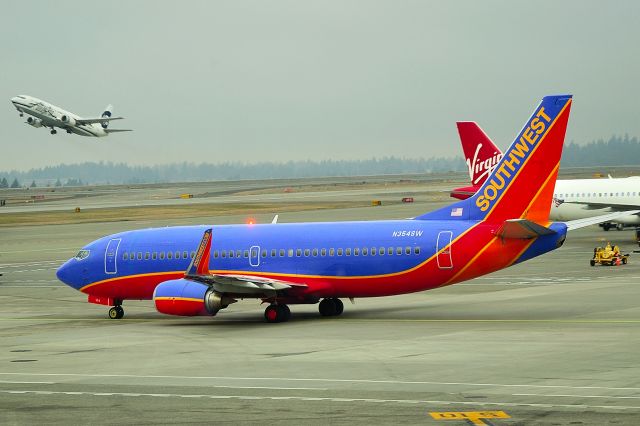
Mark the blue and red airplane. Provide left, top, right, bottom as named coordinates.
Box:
left=57, top=94, right=608, bottom=323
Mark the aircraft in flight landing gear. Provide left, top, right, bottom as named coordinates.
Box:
left=10, top=95, right=132, bottom=137
left=55, top=94, right=636, bottom=323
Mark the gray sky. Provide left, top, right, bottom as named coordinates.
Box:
left=1, top=1, right=639, bottom=171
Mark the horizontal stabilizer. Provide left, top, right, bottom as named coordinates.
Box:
left=496, top=219, right=556, bottom=239
left=105, top=129, right=133, bottom=133
left=565, top=210, right=640, bottom=231
left=76, top=117, right=124, bottom=125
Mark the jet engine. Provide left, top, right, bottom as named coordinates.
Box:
left=153, top=279, right=235, bottom=316
left=26, top=117, right=43, bottom=128
left=60, top=115, right=76, bottom=126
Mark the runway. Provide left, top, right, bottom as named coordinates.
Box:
left=1, top=188, right=640, bottom=425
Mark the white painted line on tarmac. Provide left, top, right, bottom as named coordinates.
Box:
left=0, top=380, right=55, bottom=384
left=515, top=393, right=640, bottom=400
left=1, top=372, right=639, bottom=392
left=1, top=389, right=639, bottom=410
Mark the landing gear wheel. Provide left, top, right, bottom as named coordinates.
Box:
left=50, top=129, right=57, bottom=135
left=333, top=298, right=344, bottom=315
left=264, top=304, right=290, bottom=323
left=108, top=306, right=124, bottom=319
left=319, top=298, right=339, bottom=316
left=616, top=223, right=624, bottom=231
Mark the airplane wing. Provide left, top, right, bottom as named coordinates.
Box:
left=75, top=117, right=124, bottom=125
left=186, top=273, right=307, bottom=295
left=105, top=129, right=133, bottom=133
left=559, top=200, right=640, bottom=211
left=565, top=210, right=640, bottom=231
left=183, top=228, right=307, bottom=296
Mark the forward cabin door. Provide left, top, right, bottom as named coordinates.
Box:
left=105, top=238, right=121, bottom=274
left=436, top=231, right=453, bottom=269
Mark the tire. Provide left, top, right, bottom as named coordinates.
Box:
left=108, top=307, right=119, bottom=319
left=333, top=298, right=344, bottom=316
left=590, top=259, right=595, bottom=267
left=319, top=298, right=337, bottom=316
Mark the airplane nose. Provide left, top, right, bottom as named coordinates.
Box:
left=56, top=259, right=76, bottom=288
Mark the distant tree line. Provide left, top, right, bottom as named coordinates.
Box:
left=1, top=135, right=638, bottom=186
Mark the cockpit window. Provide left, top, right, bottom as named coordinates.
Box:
left=74, top=250, right=90, bottom=260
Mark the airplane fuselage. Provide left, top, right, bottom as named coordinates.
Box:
left=56, top=220, right=567, bottom=303
left=552, top=178, right=640, bottom=224
left=11, top=95, right=109, bottom=137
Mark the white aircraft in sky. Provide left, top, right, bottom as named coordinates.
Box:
left=10, top=95, right=131, bottom=137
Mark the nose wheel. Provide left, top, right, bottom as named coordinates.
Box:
left=50, top=129, right=57, bottom=135
left=319, top=298, right=344, bottom=317
left=264, top=304, right=291, bottom=323
left=108, top=306, right=124, bottom=319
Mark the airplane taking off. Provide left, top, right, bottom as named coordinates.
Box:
left=58, top=94, right=617, bottom=323
left=452, top=121, right=640, bottom=228
left=10, top=95, right=131, bottom=137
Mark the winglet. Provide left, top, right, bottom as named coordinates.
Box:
left=186, top=228, right=212, bottom=276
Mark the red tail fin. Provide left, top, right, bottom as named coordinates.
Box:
left=457, top=122, right=503, bottom=186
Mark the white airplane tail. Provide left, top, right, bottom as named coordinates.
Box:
left=101, top=105, right=113, bottom=129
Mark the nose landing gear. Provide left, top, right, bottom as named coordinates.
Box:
left=108, top=305, right=124, bottom=319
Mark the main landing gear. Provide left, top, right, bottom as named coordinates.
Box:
left=319, top=298, right=344, bottom=317
left=264, top=304, right=291, bottom=323
left=50, top=128, right=57, bottom=135
left=108, top=304, right=124, bottom=319
left=263, top=298, right=345, bottom=323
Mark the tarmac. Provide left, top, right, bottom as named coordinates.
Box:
left=1, top=183, right=640, bottom=425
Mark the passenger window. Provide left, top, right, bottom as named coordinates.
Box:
left=229, top=251, right=234, bottom=258
left=221, top=251, right=226, bottom=258
left=175, top=251, right=180, bottom=259
left=296, top=249, right=302, bottom=257
left=236, top=250, right=242, bottom=258
left=379, top=247, right=385, bottom=256
left=312, top=248, right=318, bottom=256
left=152, top=252, right=157, bottom=260
left=414, top=247, right=420, bottom=255
left=345, top=248, right=351, bottom=256
left=159, top=252, right=165, bottom=260
left=271, top=249, right=277, bottom=257
left=123, top=252, right=128, bottom=260
left=329, top=248, right=335, bottom=256
left=190, top=251, right=195, bottom=259
left=145, top=252, right=150, bottom=260
left=362, top=248, right=368, bottom=256
left=405, top=247, right=411, bottom=255
left=214, top=251, right=219, bottom=258
left=387, top=247, right=393, bottom=255
left=244, top=250, right=249, bottom=258
left=280, top=249, right=285, bottom=257
left=337, top=248, right=343, bottom=256
left=183, top=251, right=188, bottom=259
left=321, top=248, right=327, bottom=256
left=137, top=252, right=142, bottom=260
left=304, top=249, right=310, bottom=257
left=288, top=249, right=294, bottom=257
left=396, top=247, right=402, bottom=255
left=167, top=252, right=173, bottom=260
left=354, top=248, right=360, bottom=256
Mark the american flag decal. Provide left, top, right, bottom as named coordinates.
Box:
left=451, top=207, right=463, bottom=217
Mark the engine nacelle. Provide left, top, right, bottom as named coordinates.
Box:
left=26, top=117, right=43, bottom=128
left=153, top=279, right=234, bottom=317
left=60, top=115, right=76, bottom=126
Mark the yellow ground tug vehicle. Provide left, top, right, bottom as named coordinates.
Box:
left=591, top=243, right=629, bottom=266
